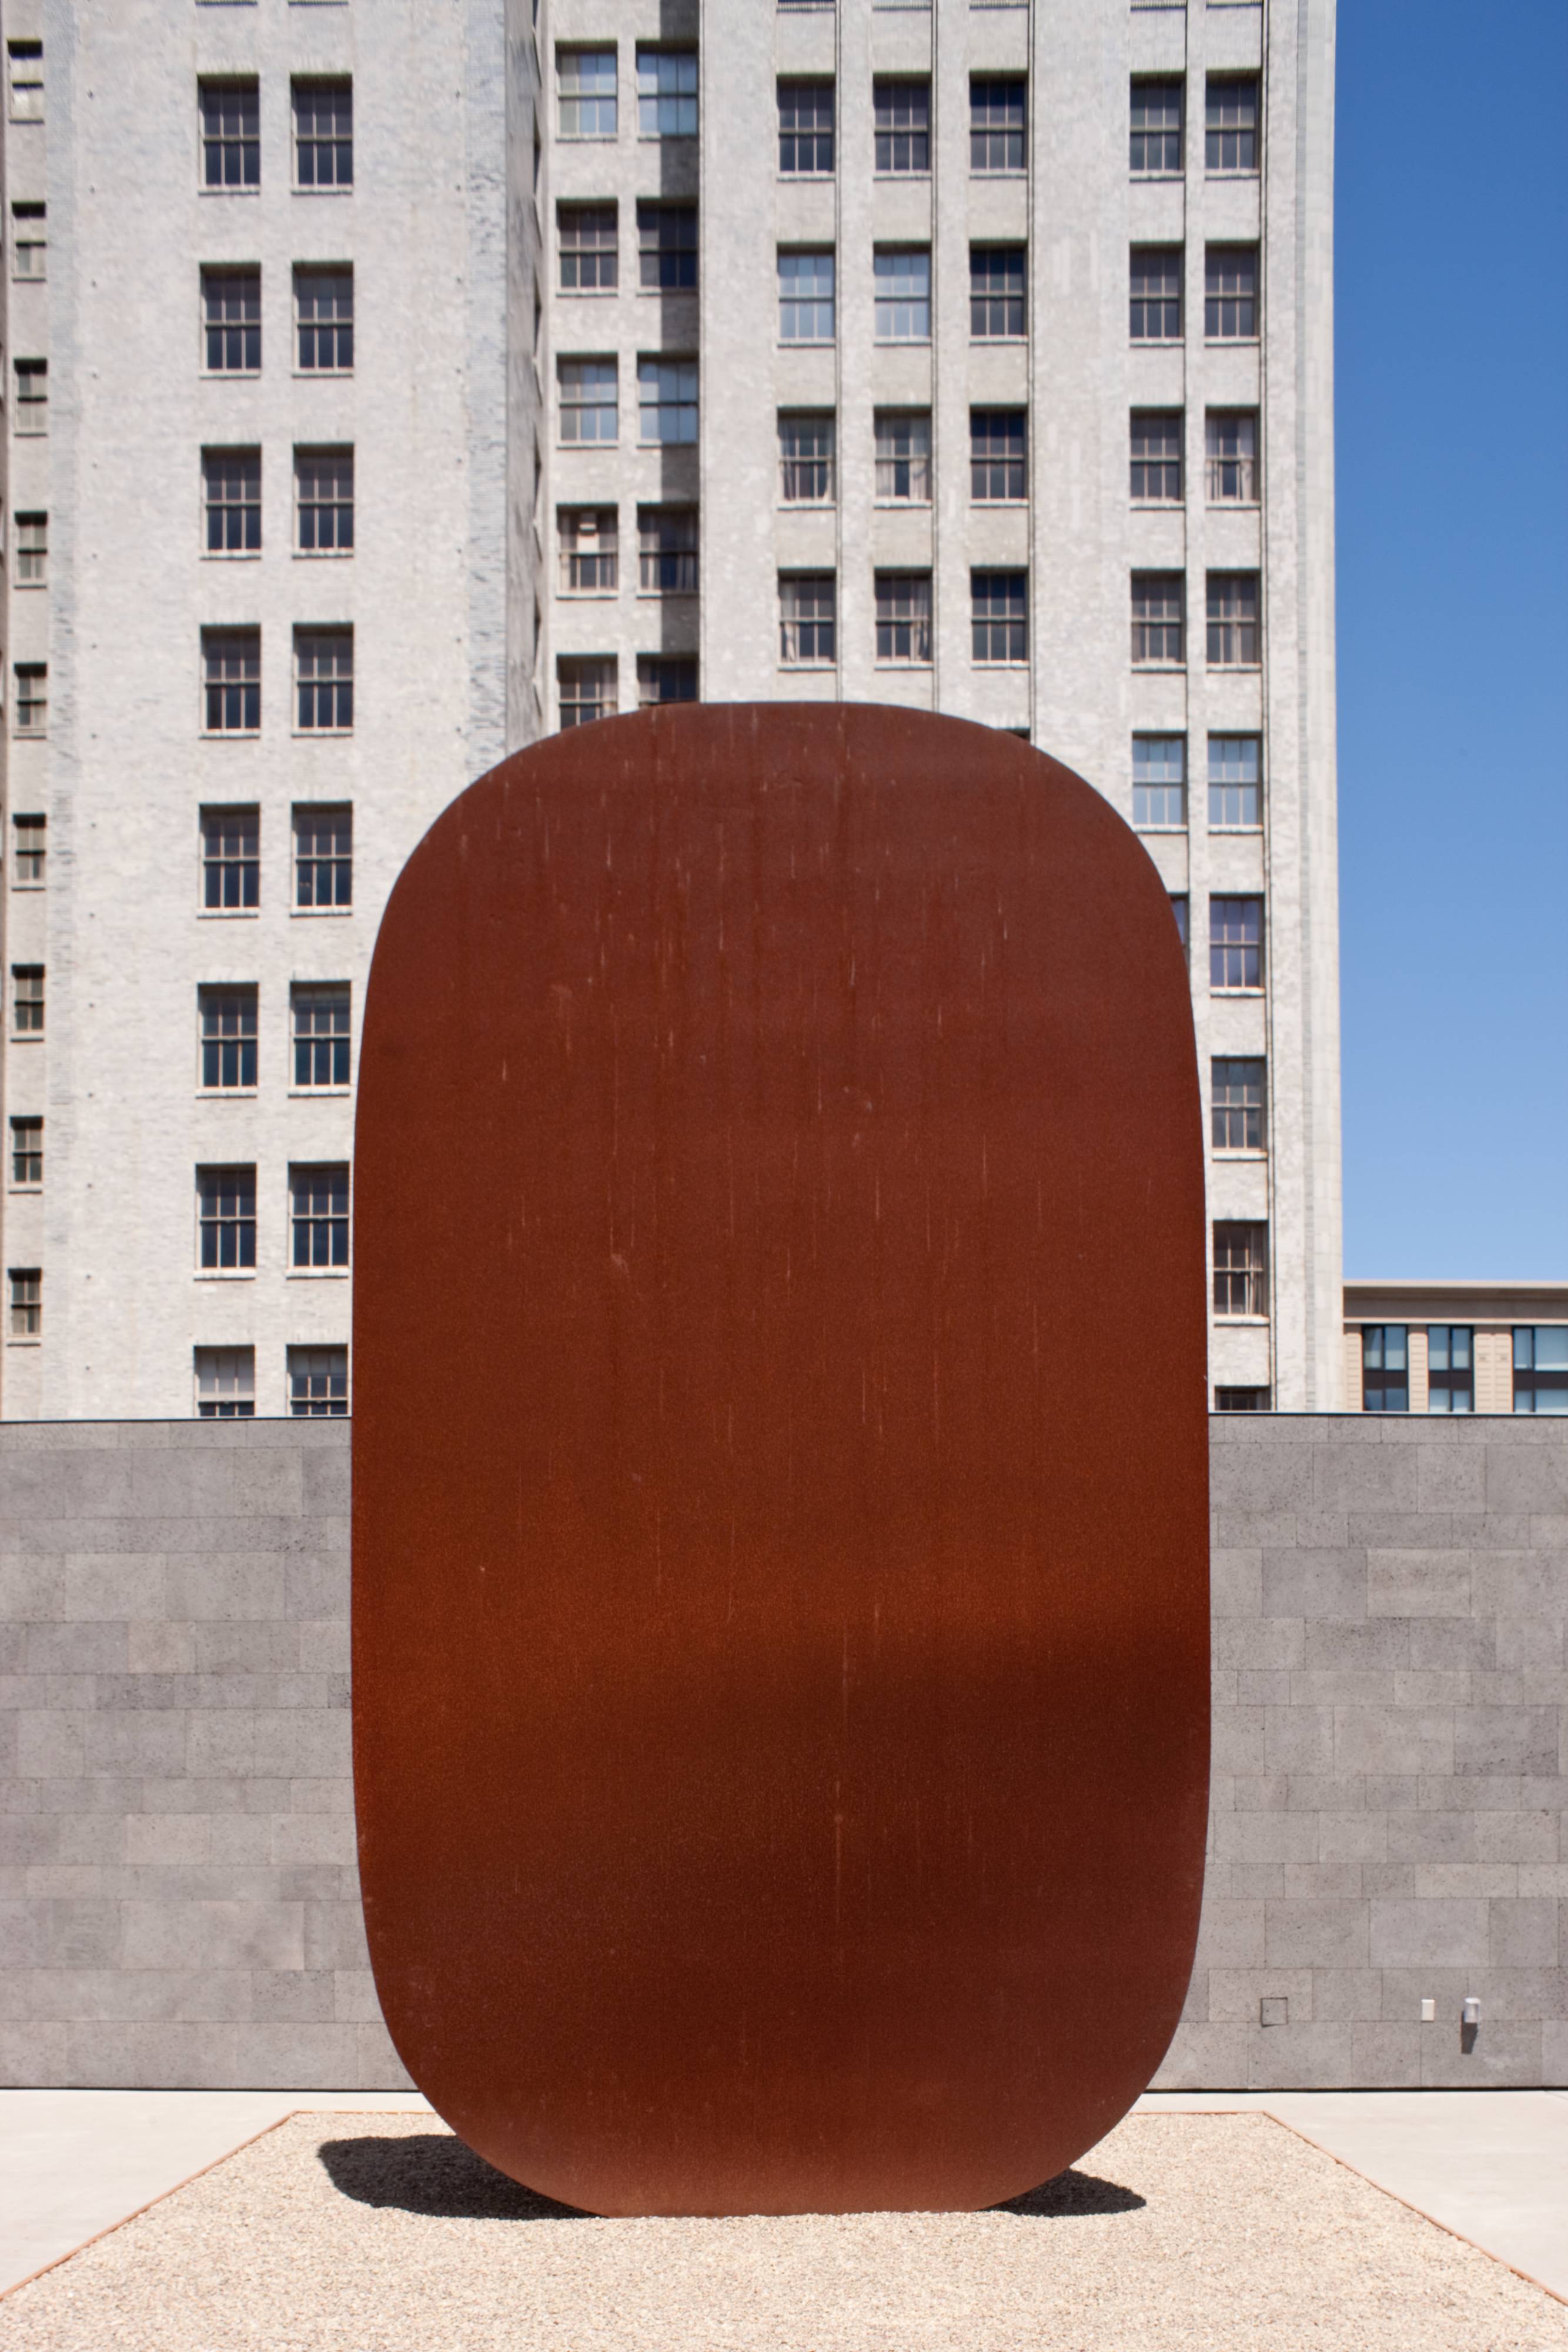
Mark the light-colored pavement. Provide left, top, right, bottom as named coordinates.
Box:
left=0, top=2086, right=1563, bottom=2306
left=1139, top=2089, right=1568, bottom=2303
left=0, top=2088, right=431, bottom=2294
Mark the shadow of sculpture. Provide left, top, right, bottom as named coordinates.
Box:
left=994, top=2170, right=1146, bottom=2218
left=318, top=2134, right=590, bottom=2221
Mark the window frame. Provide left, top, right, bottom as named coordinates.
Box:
left=1209, top=895, right=1265, bottom=994
left=1513, top=1327, right=1568, bottom=1415
left=199, top=77, right=260, bottom=193
left=874, top=410, right=932, bottom=505
left=196, top=1164, right=258, bottom=1277
left=290, top=981, right=352, bottom=1094
left=1129, top=77, right=1183, bottom=178
left=1211, top=1055, right=1266, bottom=1154
left=202, top=447, right=262, bottom=560
left=637, top=355, right=698, bottom=445
left=778, top=249, right=836, bottom=346
left=1132, top=735, right=1186, bottom=831
left=294, top=445, right=353, bottom=556
left=200, top=805, right=261, bottom=916
left=969, top=245, right=1026, bottom=342
left=10, top=963, right=44, bottom=1040
left=289, top=1161, right=351, bottom=1275
left=292, top=801, right=353, bottom=913
left=13, top=662, right=46, bottom=737
left=11, top=813, right=45, bottom=887
left=293, top=263, right=354, bottom=375
left=11, top=200, right=45, bottom=279
left=293, top=629, right=354, bottom=734
left=637, top=505, right=698, bottom=596
left=1208, top=734, right=1263, bottom=829
left=288, top=1344, right=349, bottom=1416
left=7, top=1267, right=41, bottom=1342
left=873, top=78, right=930, bottom=176
left=778, top=412, right=835, bottom=506
left=559, top=201, right=618, bottom=294
left=201, top=268, right=260, bottom=376
left=201, top=628, right=262, bottom=738
left=637, top=656, right=698, bottom=709
left=1206, top=75, right=1259, bottom=175
left=971, top=570, right=1028, bottom=667
left=195, top=1345, right=256, bottom=1420
left=1361, top=1325, right=1409, bottom=1413
left=1129, top=246, right=1182, bottom=344
left=1213, top=1221, right=1269, bottom=1321
left=1426, top=1325, right=1474, bottom=1415
left=9, top=1115, right=42, bottom=1190
left=198, top=983, right=259, bottom=1095
left=970, top=77, right=1025, bottom=175
left=1206, top=572, right=1261, bottom=670
left=636, top=48, right=697, bottom=140
left=970, top=409, right=1026, bottom=505
left=873, top=248, right=931, bottom=345
left=292, top=76, right=353, bottom=191
left=1205, top=243, right=1259, bottom=343
left=1131, top=572, right=1185, bottom=668
left=559, top=505, right=619, bottom=595
left=14, top=356, right=47, bottom=430
left=779, top=573, right=837, bottom=670
left=558, top=356, right=618, bottom=446
left=637, top=202, right=697, bottom=294
left=874, top=570, right=934, bottom=667
left=1130, top=409, right=1183, bottom=505
left=557, top=46, right=618, bottom=142
left=1206, top=409, right=1260, bottom=505
left=558, top=656, right=618, bottom=728
left=778, top=78, right=834, bottom=178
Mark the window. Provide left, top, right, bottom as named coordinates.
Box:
left=1514, top=1327, right=1568, bottom=1414
left=295, top=630, right=353, bottom=732
left=559, top=657, right=617, bottom=727
left=778, top=79, right=833, bottom=175
left=292, top=982, right=350, bottom=1089
left=1132, top=737, right=1185, bottom=828
left=15, top=512, right=46, bottom=584
left=875, top=573, right=932, bottom=667
left=1207, top=412, right=1259, bottom=504
left=638, top=49, right=697, bottom=138
left=1214, top=1223, right=1268, bottom=1319
left=638, top=656, right=698, bottom=707
left=1206, top=246, right=1258, bottom=340
left=1216, top=1388, right=1270, bottom=1412
left=780, top=251, right=835, bottom=343
left=203, top=451, right=260, bottom=556
left=1130, top=248, right=1181, bottom=342
left=294, top=804, right=352, bottom=908
left=638, top=358, right=698, bottom=443
left=196, top=1347, right=255, bottom=1419
left=1130, top=79, right=1182, bottom=175
left=971, top=78, right=1025, bottom=173
left=293, top=79, right=352, bottom=187
left=296, top=268, right=353, bottom=370
left=198, top=1165, right=256, bottom=1272
left=11, top=201, right=45, bottom=278
left=203, top=270, right=260, bottom=373
left=11, top=965, right=43, bottom=1035
left=8, top=1270, right=40, bottom=1338
left=638, top=204, right=696, bottom=292
left=200, top=80, right=259, bottom=189
left=1209, top=736, right=1262, bottom=827
left=875, top=412, right=931, bottom=502
left=1208, top=573, right=1260, bottom=667
left=8, top=41, right=42, bottom=122
left=560, top=507, right=618, bottom=592
left=1207, top=76, right=1258, bottom=172
left=1427, top=1327, right=1473, bottom=1415
left=780, top=413, right=834, bottom=505
left=202, top=809, right=260, bottom=912
left=1361, top=1326, right=1408, bottom=1413
left=780, top=575, right=836, bottom=667
left=291, top=1163, right=350, bottom=1270
left=289, top=1344, right=348, bottom=1416
left=971, top=410, right=1025, bottom=503
left=295, top=449, right=353, bottom=553
left=1131, top=412, right=1182, bottom=503
left=559, top=48, right=617, bottom=139
left=559, top=358, right=617, bottom=444
left=560, top=203, right=617, bottom=291
left=202, top=630, right=260, bottom=734
left=874, top=250, right=930, bottom=343
left=971, top=247, right=1025, bottom=339
left=12, top=814, right=45, bottom=884
left=638, top=506, right=697, bottom=593
left=1211, top=1057, right=1265, bottom=1151
left=1131, top=574, right=1183, bottom=666
left=9, top=1117, right=41, bottom=1187
left=14, top=358, right=46, bottom=429
left=1210, top=896, right=1263, bottom=990
left=1171, top=896, right=1189, bottom=958
left=14, top=664, right=46, bottom=735
left=874, top=80, right=929, bottom=174
left=972, top=572, right=1027, bottom=665
left=199, top=985, right=258, bottom=1090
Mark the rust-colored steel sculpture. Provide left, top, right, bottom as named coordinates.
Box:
left=353, top=704, right=1209, bottom=2218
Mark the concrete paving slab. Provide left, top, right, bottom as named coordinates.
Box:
left=0, top=2088, right=431, bottom=2294
left=1140, top=2089, right=1568, bottom=2301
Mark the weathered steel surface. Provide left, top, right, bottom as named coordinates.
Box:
left=353, top=704, right=1209, bottom=2217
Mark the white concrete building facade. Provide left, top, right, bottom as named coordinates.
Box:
left=1, top=0, right=1340, bottom=1418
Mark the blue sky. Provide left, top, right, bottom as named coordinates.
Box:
left=1335, top=0, right=1568, bottom=1276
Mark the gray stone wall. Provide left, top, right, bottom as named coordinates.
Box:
left=1, top=1415, right=1563, bottom=2090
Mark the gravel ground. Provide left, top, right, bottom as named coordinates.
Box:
left=2, top=2109, right=1564, bottom=2351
